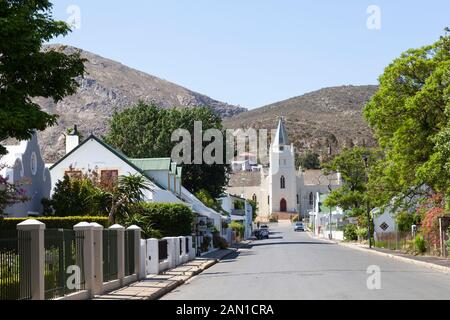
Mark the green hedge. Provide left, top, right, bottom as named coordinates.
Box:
left=0, top=216, right=110, bottom=231
left=132, top=203, right=194, bottom=238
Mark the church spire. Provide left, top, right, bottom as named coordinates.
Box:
left=273, top=117, right=290, bottom=146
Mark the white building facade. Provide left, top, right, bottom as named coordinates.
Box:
left=226, top=118, right=342, bottom=221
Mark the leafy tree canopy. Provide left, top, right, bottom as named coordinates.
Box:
left=0, top=0, right=86, bottom=154
left=364, top=29, right=450, bottom=208
left=296, top=150, right=321, bottom=170
left=105, top=103, right=230, bottom=198
left=323, top=146, right=381, bottom=221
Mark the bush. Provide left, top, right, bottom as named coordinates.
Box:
left=356, top=227, right=368, bottom=240
left=133, top=202, right=194, bottom=238
left=269, top=215, right=278, bottom=223
left=0, top=216, right=109, bottom=231
left=446, top=231, right=450, bottom=258
left=201, top=236, right=211, bottom=252
left=213, top=233, right=229, bottom=249
left=230, top=221, right=245, bottom=239
left=50, top=176, right=104, bottom=217
left=413, top=235, right=427, bottom=255
left=343, top=224, right=358, bottom=241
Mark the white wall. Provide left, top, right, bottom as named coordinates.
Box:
left=50, top=138, right=159, bottom=198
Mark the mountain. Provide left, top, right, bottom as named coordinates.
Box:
left=32, top=45, right=247, bottom=162
left=223, top=85, right=379, bottom=162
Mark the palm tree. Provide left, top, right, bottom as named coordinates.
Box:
left=107, top=174, right=151, bottom=224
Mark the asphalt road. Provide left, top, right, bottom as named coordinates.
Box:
left=162, top=221, right=450, bottom=300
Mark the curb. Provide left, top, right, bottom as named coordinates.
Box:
left=154, top=248, right=239, bottom=300
left=307, top=232, right=450, bottom=275
left=338, top=242, right=450, bottom=275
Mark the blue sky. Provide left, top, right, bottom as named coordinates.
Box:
left=49, top=0, right=450, bottom=109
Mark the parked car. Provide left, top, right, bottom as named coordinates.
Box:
left=254, top=228, right=269, bottom=240
left=259, top=228, right=270, bottom=239
left=294, top=222, right=305, bottom=232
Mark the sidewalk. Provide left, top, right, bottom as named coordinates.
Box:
left=93, top=248, right=237, bottom=300
left=308, top=231, right=450, bottom=274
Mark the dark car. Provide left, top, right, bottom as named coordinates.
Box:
left=254, top=228, right=269, bottom=240
left=294, top=222, right=305, bottom=232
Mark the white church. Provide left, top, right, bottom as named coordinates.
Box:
left=226, top=118, right=342, bottom=221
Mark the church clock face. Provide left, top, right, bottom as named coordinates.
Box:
left=30, top=152, right=38, bottom=176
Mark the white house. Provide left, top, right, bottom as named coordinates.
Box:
left=309, top=192, right=345, bottom=240
left=49, top=134, right=183, bottom=204
left=219, top=194, right=253, bottom=240
left=0, top=134, right=51, bottom=217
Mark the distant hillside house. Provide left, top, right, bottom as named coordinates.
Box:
left=226, top=118, right=342, bottom=221
left=0, top=134, right=51, bottom=217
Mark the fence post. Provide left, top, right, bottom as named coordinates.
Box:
left=73, top=222, right=95, bottom=299
left=90, top=223, right=104, bottom=296
left=179, top=236, right=187, bottom=263
left=109, top=224, right=125, bottom=284
left=164, top=237, right=176, bottom=269
left=188, top=236, right=195, bottom=261
left=147, top=239, right=159, bottom=275
left=17, top=220, right=45, bottom=300
left=126, top=225, right=142, bottom=279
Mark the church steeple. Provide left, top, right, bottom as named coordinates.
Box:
left=273, top=117, right=290, bottom=146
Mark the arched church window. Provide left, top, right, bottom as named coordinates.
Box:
left=252, top=194, right=257, bottom=203
left=280, top=176, right=286, bottom=189
left=309, top=192, right=314, bottom=206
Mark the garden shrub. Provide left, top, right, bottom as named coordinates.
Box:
left=343, top=224, right=358, bottom=241
left=356, top=227, right=368, bottom=241
left=230, top=221, right=245, bottom=239
left=413, top=235, right=427, bottom=255
left=201, top=236, right=211, bottom=252
left=447, top=231, right=450, bottom=258
left=0, top=216, right=109, bottom=231
left=269, top=215, right=278, bottom=223
left=213, top=233, right=229, bottom=249
left=135, top=202, right=194, bottom=238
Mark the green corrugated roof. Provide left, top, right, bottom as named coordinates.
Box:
left=129, top=158, right=172, bottom=171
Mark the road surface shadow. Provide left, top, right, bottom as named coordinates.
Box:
left=248, top=241, right=335, bottom=248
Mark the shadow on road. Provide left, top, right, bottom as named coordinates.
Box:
left=248, top=241, right=335, bottom=248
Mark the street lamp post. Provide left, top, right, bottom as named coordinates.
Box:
left=362, top=154, right=372, bottom=249
left=328, top=184, right=332, bottom=240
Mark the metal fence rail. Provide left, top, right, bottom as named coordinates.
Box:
left=102, top=230, right=118, bottom=282
left=124, top=230, right=135, bottom=277
left=44, top=229, right=85, bottom=300
left=0, top=230, right=32, bottom=300
left=158, top=240, right=168, bottom=262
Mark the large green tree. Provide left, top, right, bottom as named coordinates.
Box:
left=364, top=29, right=450, bottom=208
left=323, top=147, right=381, bottom=223
left=0, top=0, right=86, bottom=154
left=105, top=103, right=230, bottom=198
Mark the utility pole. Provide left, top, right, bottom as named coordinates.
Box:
left=362, top=154, right=372, bottom=249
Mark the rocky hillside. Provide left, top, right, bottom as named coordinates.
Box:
left=32, top=45, right=246, bottom=162
left=223, top=85, right=379, bottom=162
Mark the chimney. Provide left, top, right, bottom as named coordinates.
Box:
left=66, top=125, right=80, bottom=154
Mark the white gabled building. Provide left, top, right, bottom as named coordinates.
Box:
left=49, top=134, right=182, bottom=204
left=0, top=134, right=51, bottom=217
left=226, top=118, right=342, bottom=221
